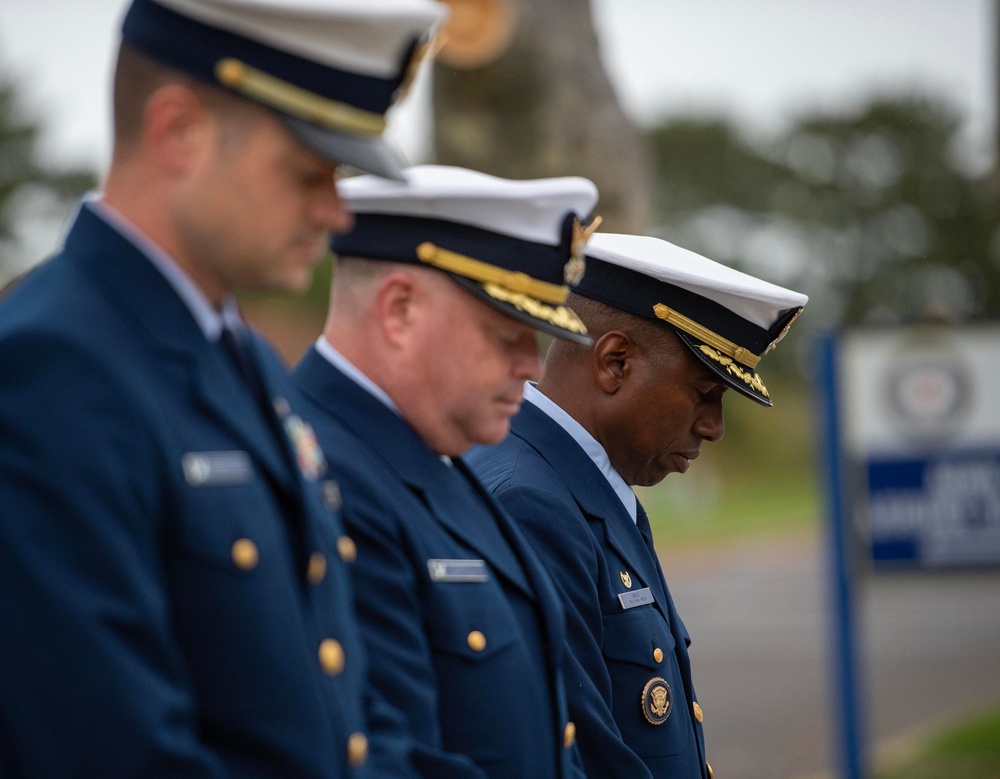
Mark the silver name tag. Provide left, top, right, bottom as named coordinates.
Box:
left=182, top=451, right=253, bottom=486
left=618, top=587, right=655, bottom=610
left=428, top=559, right=489, bottom=582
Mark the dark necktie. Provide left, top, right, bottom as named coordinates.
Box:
left=635, top=498, right=657, bottom=556
left=220, top=326, right=268, bottom=408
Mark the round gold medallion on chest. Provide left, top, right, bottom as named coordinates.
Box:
left=641, top=677, right=672, bottom=725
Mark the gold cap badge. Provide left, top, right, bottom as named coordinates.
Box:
left=565, top=215, right=602, bottom=286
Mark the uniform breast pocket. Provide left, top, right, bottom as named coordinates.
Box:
left=174, top=480, right=273, bottom=575
left=425, top=583, right=524, bottom=762
left=602, top=607, right=693, bottom=759
left=426, top=583, right=517, bottom=663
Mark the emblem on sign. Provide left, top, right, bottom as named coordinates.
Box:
left=641, top=677, right=672, bottom=725
left=620, top=570, right=632, bottom=588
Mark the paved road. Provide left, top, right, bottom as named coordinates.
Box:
left=659, top=527, right=1000, bottom=778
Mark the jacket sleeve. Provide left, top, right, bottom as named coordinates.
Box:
left=491, top=478, right=656, bottom=779
left=0, top=333, right=225, bottom=777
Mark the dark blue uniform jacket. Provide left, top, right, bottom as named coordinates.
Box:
left=467, top=399, right=710, bottom=779
left=0, top=206, right=367, bottom=778
left=294, top=348, right=583, bottom=779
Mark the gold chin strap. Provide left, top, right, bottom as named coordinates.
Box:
left=416, top=242, right=569, bottom=305
left=215, top=58, right=387, bottom=137
left=652, top=303, right=761, bottom=369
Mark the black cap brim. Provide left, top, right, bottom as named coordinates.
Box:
left=448, top=274, right=592, bottom=346
left=676, top=331, right=773, bottom=407
left=282, top=116, right=408, bottom=181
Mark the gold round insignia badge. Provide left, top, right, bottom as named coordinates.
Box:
left=641, top=677, right=672, bottom=725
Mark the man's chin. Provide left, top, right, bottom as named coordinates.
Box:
left=474, top=420, right=513, bottom=448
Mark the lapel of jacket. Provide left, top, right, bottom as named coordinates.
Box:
left=64, top=207, right=298, bottom=495
left=296, top=349, right=533, bottom=598
left=509, top=400, right=672, bottom=621
left=454, top=455, right=573, bottom=650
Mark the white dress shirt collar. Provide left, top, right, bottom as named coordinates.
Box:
left=522, top=381, right=637, bottom=522
left=87, top=197, right=238, bottom=341
left=314, top=336, right=400, bottom=414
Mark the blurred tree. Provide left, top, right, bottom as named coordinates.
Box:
left=0, top=70, right=96, bottom=285
left=431, top=0, right=650, bottom=232
left=647, top=96, right=1000, bottom=347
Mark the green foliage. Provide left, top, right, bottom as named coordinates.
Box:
left=647, top=95, right=1000, bottom=340
left=0, top=70, right=96, bottom=274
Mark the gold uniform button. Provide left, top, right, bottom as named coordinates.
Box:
left=337, top=536, right=357, bottom=563
left=231, top=538, right=259, bottom=570
left=467, top=630, right=487, bottom=652
left=347, top=732, right=368, bottom=766
left=706, top=761, right=714, bottom=778
left=693, top=701, right=704, bottom=723
left=307, top=552, right=327, bottom=584
left=318, top=639, right=345, bottom=676
left=653, top=647, right=664, bottom=664
left=563, top=721, right=576, bottom=748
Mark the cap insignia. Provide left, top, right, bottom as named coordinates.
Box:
left=765, top=307, right=804, bottom=354
left=566, top=215, right=602, bottom=286
left=393, top=32, right=445, bottom=105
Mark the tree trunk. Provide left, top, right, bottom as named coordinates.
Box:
left=432, top=0, right=650, bottom=233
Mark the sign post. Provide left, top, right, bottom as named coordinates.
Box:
left=817, top=332, right=866, bottom=779
left=818, top=323, right=1000, bottom=778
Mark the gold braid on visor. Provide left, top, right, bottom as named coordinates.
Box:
left=416, top=242, right=569, bottom=305
left=652, top=303, right=761, bottom=369
left=215, top=58, right=387, bottom=137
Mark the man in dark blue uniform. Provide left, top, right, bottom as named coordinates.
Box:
left=0, top=1, right=444, bottom=776
left=294, top=165, right=599, bottom=779
left=467, top=233, right=809, bottom=779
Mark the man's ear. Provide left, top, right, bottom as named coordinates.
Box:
left=593, top=330, right=631, bottom=395
left=375, top=270, right=420, bottom=347
left=143, top=83, right=211, bottom=176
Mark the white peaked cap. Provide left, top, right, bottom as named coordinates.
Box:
left=331, top=165, right=602, bottom=344
left=575, top=232, right=809, bottom=406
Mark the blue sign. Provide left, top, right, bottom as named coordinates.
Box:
left=838, top=325, right=1000, bottom=567
left=866, top=451, right=1000, bottom=563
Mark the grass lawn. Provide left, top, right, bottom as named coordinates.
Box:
left=874, top=704, right=1000, bottom=779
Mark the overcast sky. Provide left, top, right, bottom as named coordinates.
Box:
left=0, top=0, right=994, bottom=170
